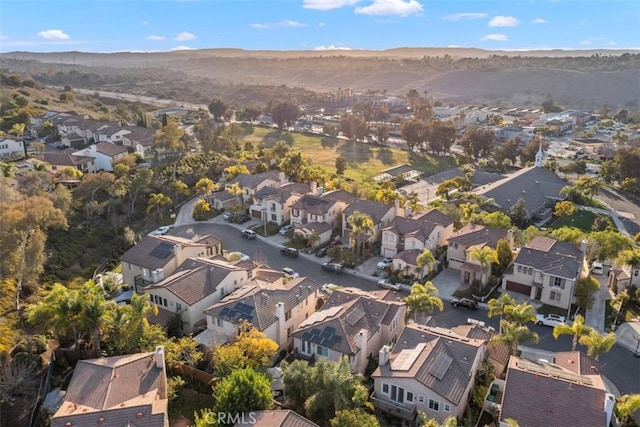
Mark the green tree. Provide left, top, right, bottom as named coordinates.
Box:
left=165, top=336, right=204, bottom=371
left=416, top=249, right=436, bottom=280
left=421, top=416, right=459, bottom=427
left=330, top=409, right=380, bottom=427
left=560, top=185, right=581, bottom=202
left=404, top=282, right=444, bottom=322
left=347, top=211, right=375, bottom=257
left=578, top=330, right=616, bottom=360
left=212, top=367, right=273, bottom=426
left=554, top=201, right=577, bottom=218
left=194, top=177, right=215, bottom=199
left=125, top=167, right=153, bottom=214
left=469, top=246, right=497, bottom=287
left=208, top=98, right=229, bottom=121
left=153, top=121, right=188, bottom=180
left=146, top=192, right=172, bottom=216
left=508, top=198, right=529, bottom=228
left=504, top=302, right=537, bottom=326
left=495, top=238, right=514, bottom=275
left=587, top=231, right=634, bottom=263
left=336, top=156, right=348, bottom=175
left=193, top=199, right=211, bottom=220
left=487, top=293, right=516, bottom=333
left=491, top=320, right=539, bottom=356
left=615, top=394, right=640, bottom=427
left=552, top=314, right=593, bottom=352
left=573, top=276, right=601, bottom=313
left=616, top=249, right=640, bottom=272
left=169, top=179, right=190, bottom=202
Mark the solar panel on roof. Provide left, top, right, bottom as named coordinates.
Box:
left=150, top=242, right=175, bottom=259
left=429, top=353, right=453, bottom=381
left=345, top=307, right=366, bottom=326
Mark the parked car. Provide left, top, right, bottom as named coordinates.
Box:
left=535, top=313, right=566, bottom=327
left=235, top=214, right=252, bottom=224
left=281, top=267, right=299, bottom=279
left=376, top=257, right=394, bottom=270
left=321, top=262, right=343, bottom=274
left=321, top=283, right=340, bottom=294
left=377, top=279, right=401, bottom=291
left=315, top=247, right=328, bottom=257
left=279, top=225, right=293, bottom=235
left=591, top=262, right=604, bottom=275
left=280, top=247, right=299, bottom=258
left=149, top=226, right=172, bottom=236
left=223, top=211, right=235, bottom=221
left=451, top=297, right=478, bottom=310
left=241, top=229, right=257, bottom=239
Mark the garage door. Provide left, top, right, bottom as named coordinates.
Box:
left=251, top=210, right=262, bottom=219
left=505, top=281, right=531, bottom=296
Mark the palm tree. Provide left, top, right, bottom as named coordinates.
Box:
left=416, top=249, right=436, bottom=281
left=578, top=330, right=617, bottom=361
left=307, top=229, right=320, bottom=249
left=81, top=284, right=116, bottom=352
left=616, top=249, right=640, bottom=271
left=487, top=293, right=516, bottom=333
left=490, top=319, right=539, bottom=356
left=560, top=185, right=581, bottom=202
left=504, top=302, right=537, bottom=326
left=347, top=211, right=375, bottom=257
left=404, top=281, right=444, bottom=322
left=420, top=415, right=458, bottom=427
left=552, top=314, right=593, bottom=352
left=615, top=394, right=640, bottom=426
left=469, top=246, right=497, bottom=287
left=146, top=192, right=172, bottom=216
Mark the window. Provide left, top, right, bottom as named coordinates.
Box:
left=444, top=404, right=451, bottom=413
left=292, top=209, right=300, bottom=217
left=528, top=267, right=533, bottom=275
left=149, top=295, right=153, bottom=302
left=418, top=396, right=425, bottom=403
left=316, top=345, right=328, bottom=357
left=301, top=340, right=310, bottom=354
left=285, top=310, right=292, bottom=321
left=382, top=383, right=389, bottom=395
left=550, top=291, right=561, bottom=302
left=163, top=298, right=168, bottom=307
left=428, top=399, right=440, bottom=412
left=390, top=385, right=404, bottom=404
left=216, top=318, right=222, bottom=327
left=176, top=303, right=182, bottom=311
left=453, top=243, right=458, bottom=249
left=517, top=265, right=522, bottom=273
left=287, top=326, right=293, bottom=338
left=221, top=287, right=227, bottom=296
left=635, top=270, right=639, bottom=277
left=553, top=277, right=564, bottom=289
left=406, top=392, right=414, bottom=403
left=271, top=214, right=277, bottom=221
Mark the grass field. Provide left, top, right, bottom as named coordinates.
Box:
left=240, top=126, right=457, bottom=181
left=549, top=209, right=615, bottom=232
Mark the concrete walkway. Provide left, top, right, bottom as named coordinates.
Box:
left=584, top=272, right=612, bottom=332
left=580, top=204, right=631, bottom=236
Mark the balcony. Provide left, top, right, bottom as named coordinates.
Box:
left=371, top=391, right=417, bottom=422
left=134, top=275, right=154, bottom=292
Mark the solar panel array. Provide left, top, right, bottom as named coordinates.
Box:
left=391, top=343, right=426, bottom=371
left=150, top=242, right=175, bottom=259
left=219, top=301, right=255, bottom=323
left=345, top=307, right=366, bottom=326
left=301, top=326, right=343, bottom=348
left=429, top=353, right=453, bottom=381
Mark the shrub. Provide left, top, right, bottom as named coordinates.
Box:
left=11, top=335, right=48, bottom=355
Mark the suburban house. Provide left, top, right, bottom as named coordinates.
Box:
left=235, top=410, right=319, bottom=427
left=447, top=224, right=510, bottom=285
left=499, top=353, right=614, bottom=427
left=121, top=126, right=158, bottom=158
left=33, top=151, right=97, bottom=175
left=292, top=287, right=406, bottom=374
left=371, top=323, right=485, bottom=426
left=144, top=257, right=250, bottom=334
left=51, top=347, right=169, bottom=427
left=225, top=170, right=288, bottom=205
left=290, top=189, right=356, bottom=244
left=72, top=142, right=129, bottom=172
left=249, top=182, right=312, bottom=225
left=198, top=272, right=322, bottom=349
left=121, top=234, right=222, bottom=293
left=450, top=322, right=510, bottom=375
left=380, top=209, right=455, bottom=258
left=208, top=190, right=239, bottom=211
left=608, top=261, right=640, bottom=292
left=475, top=145, right=567, bottom=225
left=341, top=199, right=398, bottom=244
left=502, top=237, right=586, bottom=310
left=0, top=138, right=26, bottom=159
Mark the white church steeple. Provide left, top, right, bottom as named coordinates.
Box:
left=534, top=142, right=545, bottom=167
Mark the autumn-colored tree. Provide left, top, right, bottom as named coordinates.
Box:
left=554, top=201, right=577, bottom=218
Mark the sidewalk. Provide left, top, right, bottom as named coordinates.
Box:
left=615, top=322, right=640, bottom=354
left=580, top=204, right=631, bottom=236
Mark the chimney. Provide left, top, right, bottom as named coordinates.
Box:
left=507, top=229, right=515, bottom=248
left=356, top=329, right=368, bottom=367
left=310, top=181, right=318, bottom=196
left=317, top=186, right=324, bottom=195
left=155, top=346, right=165, bottom=369
left=580, top=239, right=588, bottom=254
left=604, top=393, right=615, bottom=426
left=404, top=206, right=412, bottom=218
left=276, top=302, right=286, bottom=347
left=279, top=172, right=287, bottom=185
left=379, top=345, right=391, bottom=366
left=394, top=199, right=401, bottom=217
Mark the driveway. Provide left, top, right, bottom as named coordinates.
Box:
left=431, top=268, right=465, bottom=301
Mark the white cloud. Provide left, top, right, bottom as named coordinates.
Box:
left=579, top=20, right=587, bottom=26
left=146, top=35, right=165, bottom=40
left=142, top=20, right=149, bottom=25
left=531, top=17, right=548, bottom=24
left=0, top=35, right=6, bottom=40
left=174, top=32, right=196, bottom=41
left=482, top=33, right=508, bottom=41
left=303, top=0, right=359, bottom=10
left=251, top=20, right=306, bottom=29
left=579, top=40, right=591, bottom=45
left=171, top=45, right=194, bottom=51
left=318, top=22, right=326, bottom=27
left=314, top=44, right=352, bottom=50
left=355, top=0, right=423, bottom=17
left=37, top=29, right=70, bottom=40
left=444, top=13, right=488, bottom=21
left=489, top=16, right=519, bottom=27
left=609, top=41, right=617, bottom=46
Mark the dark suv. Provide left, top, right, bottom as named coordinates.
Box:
left=451, top=297, right=478, bottom=310
left=280, top=247, right=299, bottom=258
left=321, top=262, right=343, bottom=274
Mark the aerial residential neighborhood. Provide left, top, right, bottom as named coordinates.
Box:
left=2, top=2, right=640, bottom=426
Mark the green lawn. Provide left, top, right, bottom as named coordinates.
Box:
left=240, top=126, right=456, bottom=181
left=548, top=210, right=615, bottom=232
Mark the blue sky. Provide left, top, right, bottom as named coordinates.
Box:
left=1, top=0, right=639, bottom=53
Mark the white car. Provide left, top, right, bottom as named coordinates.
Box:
left=377, top=279, right=401, bottom=291
left=535, top=314, right=566, bottom=327
left=149, top=226, right=172, bottom=236
left=591, top=262, right=604, bottom=275
left=281, top=267, right=299, bottom=279
left=377, top=257, right=393, bottom=270
left=321, top=283, right=340, bottom=294
left=279, top=225, right=293, bottom=235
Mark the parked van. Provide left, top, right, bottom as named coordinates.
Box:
left=591, top=262, right=604, bottom=275
left=241, top=229, right=257, bottom=239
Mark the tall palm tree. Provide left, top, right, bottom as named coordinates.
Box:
left=490, top=319, right=539, bottom=356
left=307, top=229, right=320, bottom=249
left=552, top=314, right=593, bottom=352
left=615, top=394, right=640, bottom=426
left=404, top=281, right=444, bottom=322
left=416, top=248, right=436, bottom=281
left=469, top=246, right=497, bottom=286
left=81, top=284, right=116, bottom=352
left=347, top=211, right=375, bottom=257
left=579, top=330, right=617, bottom=361
left=146, top=192, right=172, bottom=216
left=487, top=293, right=516, bottom=333
left=560, top=185, right=581, bottom=202
left=504, top=302, right=537, bottom=326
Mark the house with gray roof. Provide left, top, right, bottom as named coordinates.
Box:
left=72, top=142, right=128, bottom=172
left=33, top=151, right=97, bottom=175
left=342, top=199, right=398, bottom=244
left=475, top=146, right=567, bottom=225
left=144, top=257, right=250, bottom=333
left=502, top=236, right=586, bottom=310
left=371, top=323, right=485, bottom=425
left=198, top=273, right=322, bottom=349
left=235, top=410, right=318, bottom=427
left=290, top=190, right=351, bottom=231
left=499, top=354, right=614, bottom=427
left=121, top=234, right=222, bottom=293
left=250, top=181, right=313, bottom=225
left=226, top=170, right=288, bottom=205
left=51, top=347, right=168, bottom=427
left=292, top=287, right=406, bottom=374
left=381, top=209, right=454, bottom=258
